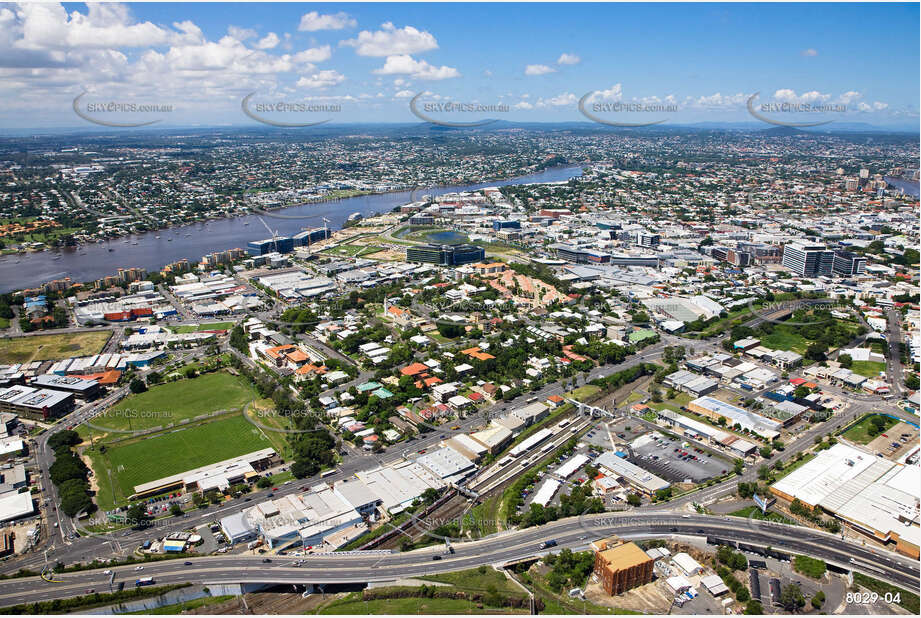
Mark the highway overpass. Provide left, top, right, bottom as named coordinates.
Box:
left=1, top=513, right=917, bottom=608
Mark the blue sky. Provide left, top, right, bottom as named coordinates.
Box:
left=1, top=2, right=917, bottom=129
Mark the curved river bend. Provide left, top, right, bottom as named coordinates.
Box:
left=0, top=166, right=582, bottom=293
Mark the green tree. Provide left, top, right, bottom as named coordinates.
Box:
left=126, top=503, right=151, bottom=528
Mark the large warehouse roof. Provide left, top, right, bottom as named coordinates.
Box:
left=771, top=443, right=920, bottom=548
left=0, top=490, right=34, bottom=523
left=596, top=451, right=670, bottom=493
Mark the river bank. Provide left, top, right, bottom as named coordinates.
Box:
left=0, top=165, right=584, bottom=293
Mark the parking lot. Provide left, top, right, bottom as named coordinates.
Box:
left=628, top=431, right=730, bottom=484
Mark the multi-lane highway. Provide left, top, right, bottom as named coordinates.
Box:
left=1, top=513, right=917, bottom=608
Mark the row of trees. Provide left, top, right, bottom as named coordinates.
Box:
left=47, top=430, right=95, bottom=517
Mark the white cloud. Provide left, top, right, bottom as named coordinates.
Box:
left=298, top=11, right=356, bottom=32
left=525, top=64, right=556, bottom=76
left=591, top=83, right=623, bottom=101
left=13, top=2, right=172, bottom=51
left=801, top=48, right=818, bottom=57
left=255, top=32, right=280, bottom=50
left=296, top=69, right=345, bottom=89
left=513, top=100, right=534, bottom=110
left=872, top=101, right=888, bottom=110
left=557, top=53, right=580, bottom=65
left=341, top=22, right=438, bottom=57
left=292, top=45, right=332, bottom=63
left=772, top=89, right=830, bottom=104
left=372, top=54, right=459, bottom=80
left=394, top=89, right=414, bottom=98
left=227, top=26, right=257, bottom=41
left=837, top=91, right=862, bottom=104
left=536, top=92, right=576, bottom=107
left=694, top=92, right=747, bottom=107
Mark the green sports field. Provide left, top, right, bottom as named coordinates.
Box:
left=90, top=372, right=255, bottom=433
left=87, top=414, right=274, bottom=508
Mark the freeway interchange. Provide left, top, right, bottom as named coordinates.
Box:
left=1, top=513, right=917, bottom=608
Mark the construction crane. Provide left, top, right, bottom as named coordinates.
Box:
left=258, top=216, right=279, bottom=253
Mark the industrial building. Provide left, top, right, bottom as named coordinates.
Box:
left=29, top=374, right=100, bottom=400
left=0, top=385, right=74, bottom=420
left=686, top=396, right=782, bottom=440
left=653, top=408, right=757, bottom=456
left=592, top=537, right=655, bottom=596
left=221, top=484, right=363, bottom=549
left=356, top=459, right=447, bottom=514
left=0, top=490, right=35, bottom=523
left=595, top=451, right=670, bottom=496
left=771, top=443, right=920, bottom=558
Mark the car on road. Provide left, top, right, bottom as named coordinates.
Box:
left=262, top=558, right=271, bottom=563
left=539, top=539, right=557, bottom=550
left=184, top=561, right=193, bottom=565
left=134, top=566, right=144, bottom=571
left=103, top=570, right=112, bottom=575
left=431, top=555, right=441, bottom=561
left=85, top=589, right=95, bottom=594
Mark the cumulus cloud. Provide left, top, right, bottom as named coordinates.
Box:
left=557, top=53, right=580, bottom=65
left=394, top=89, right=414, bottom=98
left=292, top=45, right=332, bottom=63
left=255, top=32, right=280, bottom=50
left=296, top=69, right=345, bottom=89
left=801, top=48, right=818, bottom=57
left=772, top=89, right=830, bottom=104
left=341, top=22, right=438, bottom=57
left=298, top=11, right=356, bottom=32
left=837, top=91, right=862, bottom=104
left=591, top=83, right=624, bottom=101
left=372, top=54, right=459, bottom=80
left=536, top=92, right=576, bottom=107
left=694, top=92, right=747, bottom=107
left=525, top=64, right=556, bottom=76
left=227, top=25, right=257, bottom=41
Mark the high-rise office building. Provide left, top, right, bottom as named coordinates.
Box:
left=782, top=242, right=834, bottom=277
left=405, top=244, right=485, bottom=266
left=832, top=250, right=867, bottom=277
